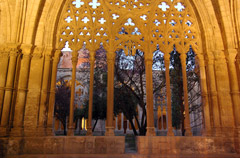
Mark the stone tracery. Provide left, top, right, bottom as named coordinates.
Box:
left=56, top=0, right=202, bottom=136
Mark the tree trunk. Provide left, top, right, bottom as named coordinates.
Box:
left=129, top=119, right=138, bottom=136
left=63, top=123, right=67, bottom=135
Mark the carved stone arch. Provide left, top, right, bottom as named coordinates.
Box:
left=36, top=0, right=223, bottom=59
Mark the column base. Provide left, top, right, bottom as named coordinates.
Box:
left=36, top=127, right=47, bottom=136
left=0, top=127, right=9, bottom=137
left=146, top=127, right=156, bottom=136
left=24, top=128, right=39, bottom=137
left=220, top=127, right=235, bottom=137
left=167, top=128, right=174, bottom=136
left=86, top=127, right=92, bottom=136
left=201, top=128, right=212, bottom=136
left=184, top=128, right=192, bottom=136
left=67, top=127, right=74, bottom=136
left=10, top=127, right=24, bottom=137
left=46, top=127, right=55, bottom=136
left=105, top=127, right=115, bottom=136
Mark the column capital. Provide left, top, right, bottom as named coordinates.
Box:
left=213, top=50, right=226, bottom=63
left=21, top=44, right=34, bottom=55
left=107, top=52, right=116, bottom=61
left=0, top=48, right=10, bottom=58
left=164, top=53, right=170, bottom=65
left=89, top=50, right=96, bottom=61
left=196, top=54, right=205, bottom=67
left=179, top=52, right=187, bottom=63
left=144, top=53, right=153, bottom=62
left=53, top=50, right=62, bottom=63
left=72, top=56, right=78, bottom=65
left=32, top=53, right=43, bottom=59
left=207, top=57, right=214, bottom=65
left=227, top=48, right=238, bottom=62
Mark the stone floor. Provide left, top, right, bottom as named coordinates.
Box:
left=5, top=153, right=240, bottom=158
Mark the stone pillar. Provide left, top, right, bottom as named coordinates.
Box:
left=214, top=51, right=235, bottom=136
left=161, top=108, right=164, bottom=130
left=86, top=50, right=95, bottom=136
left=105, top=52, right=115, bottom=136
left=0, top=48, right=10, bottom=120
left=67, top=51, right=78, bottom=136
left=127, top=120, right=130, bottom=131
left=180, top=53, right=192, bottom=136
left=11, top=44, right=33, bottom=137
left=207, top=56, right=221, bottom=135
left=145, top=54, right=155, bottom=136
left=121, top=113, right=124, bottom=131
left=228, top=49, right=240, bottom=134
left=38, top=48, right=52, bottom=135
left=198, top=55, right=211, bottom=135
left=156, top=115, right=159, bottom=130
left=0, top=46, right=19, bottom=136
left=164, top=54, right=174, bottom=136
left=46, top=50, right=61, bottom=136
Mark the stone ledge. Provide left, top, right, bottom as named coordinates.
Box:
left=0, top=136, right=125, bottom=157
left=137, top=136, right=240, bottom=155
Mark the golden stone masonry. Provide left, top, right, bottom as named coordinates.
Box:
left=0, top=0, right=240, bottom=157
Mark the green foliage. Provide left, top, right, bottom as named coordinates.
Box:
left=170, top=49, right=183, bottom=129
left=170, top=46, right=200, bottom=133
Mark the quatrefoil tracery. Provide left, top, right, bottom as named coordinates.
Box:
left=58, top=0, right=200, bottom=56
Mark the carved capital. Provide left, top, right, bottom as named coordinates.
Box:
left=213, top=50, right=226, bottom=63
left=207, top=57, right=215, bottom=65
left=144, top=53, right=153, bottom=62
left=21, top=44, right=34, bottom=55
left=53, top=50, right=62, bottom=63
left=89, top=51, right=96, bottom=62
left=44, top=54, right=52, bottom=61
left=196, top=54, right=205, bottom=67
left=227, top=48, right=238, bottom=63
left=107, top=52, right=116, bottom=61
left=180, top=53, right=187, bottom=63
left=72, top=56, right=78, bottom=64
left=44, top=47, right=54, bottom=57
left=0, top=48, right=10, bottom=59
left=32, top=53, right=43, bottom=59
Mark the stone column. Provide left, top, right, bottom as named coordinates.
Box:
left=67, top=51, right=78, bottom=136
left=0, top=46, right=19, bottom=136
left=145, top=54, right=156, bottom=136
left=164, top=54, right=174, bottom=136
left=156, top=115, right=159, bottom=130
left=46, top=50, right=61, bottom=136
left=0, top=48, right=10, bottom=119
left=161, top=108, right=164, bottom=130
left=86, top=50, right=95, bottom=136
left=105, top=52, right=115, bottom=136
left=10, top=44, right=33, bottom=136
left=207, top=56, right=221, bottom=135
left=127, top=120, right=130, bottom=131
left=214, top=51, right=235, bottom=136
left=198, top=55, right=211, bottom=135
left=228, top=49, right=240, bottom=134
left=121, top=113, right=124, bottom=131
left=180, top=53, right=192, bottom=136
left=38, top=48, right=52, bottom=135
